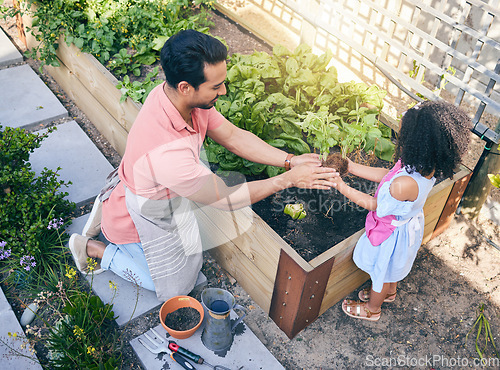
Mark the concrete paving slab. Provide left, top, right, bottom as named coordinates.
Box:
left=86, top=270, right=162, bottom=327
left=0, top=287, right=42, bottom=369
left=0, top=64, right=67, bottom=129
left=0, top=27, right=23, bottom=67
left=131, top=319, right=285, bottom=370
left=30, top=121, right=114, bottom=206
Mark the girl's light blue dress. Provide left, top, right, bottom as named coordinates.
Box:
left=353, top=167, right=436, bottom=293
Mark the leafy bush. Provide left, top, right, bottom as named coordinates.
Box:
left=45, top=272, right=121, bottom=368
left=0, top=125, right=74, bottom=281
left=116, top=66, right=163, bottom=104
left=0, top=126, right=123, bottom=368
left=8, top=0, right=214, bottom=71
left=3, top=263, right=122, bottom=368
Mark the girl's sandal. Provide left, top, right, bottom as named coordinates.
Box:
left=342, top=299, right=381, bottom=321
left=358, top=288, right=397, bottom=303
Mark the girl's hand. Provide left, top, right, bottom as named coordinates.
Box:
left=346, top=157, right=354, bottom=174
left=285, top=163, right=337, bottom=190
left=290, top=153, right=322, bottom=168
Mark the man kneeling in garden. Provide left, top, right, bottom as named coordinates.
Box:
left=69, top=29, right=337, bottom=301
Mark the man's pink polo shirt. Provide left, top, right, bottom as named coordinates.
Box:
left=101, top=83, right=225, bottom=244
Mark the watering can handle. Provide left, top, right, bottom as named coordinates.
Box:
left=231, top=304, right=247, bottom=333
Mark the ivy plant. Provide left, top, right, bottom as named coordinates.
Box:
left=5, top=0, right=214, bottom=70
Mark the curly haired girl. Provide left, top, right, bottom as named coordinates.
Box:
left=332, top=100, right=472, bottom=321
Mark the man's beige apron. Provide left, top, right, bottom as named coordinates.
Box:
left=100, top=169, right=202, bottom=301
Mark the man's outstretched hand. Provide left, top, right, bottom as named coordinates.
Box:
left=284, top=163, right=338, bottom=190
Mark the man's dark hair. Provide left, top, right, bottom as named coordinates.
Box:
left=160, top=30, right=228, bottom=89
left=395, top=100, right=472, bottom=179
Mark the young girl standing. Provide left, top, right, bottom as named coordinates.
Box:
left=332, top=100, right=472, bottom=321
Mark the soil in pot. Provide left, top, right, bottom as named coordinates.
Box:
left=164, top=307, right=201, bottom=331
left=322, top=152, right=349, bottom=177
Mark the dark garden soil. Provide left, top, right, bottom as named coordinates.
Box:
left=250, top=153, right=391, bottom=261
left=164, top=307, right=201, bottom=331
left=253, top=182, right=372, bottom=261
left=1, top=2, right=500, bottom=370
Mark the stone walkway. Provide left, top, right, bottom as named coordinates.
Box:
left=0, top=26, right=284, bottom=369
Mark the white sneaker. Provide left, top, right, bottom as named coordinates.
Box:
left=82, top=196, right=102, bottom=238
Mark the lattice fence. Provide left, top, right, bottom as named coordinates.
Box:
left=244, top=0, right=500, bottom=143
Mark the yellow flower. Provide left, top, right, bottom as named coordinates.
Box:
left=109, top=281, right=117, bottom=291
left=86, top=258, right=97, bottom=272
left=73, top=325, right=84, bottom=339
left=65, top=265, right=76, bottom=279
left=87, top=345, right=96, bottom=355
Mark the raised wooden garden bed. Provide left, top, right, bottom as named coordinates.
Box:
left=21, top=10, right=472, bottom=338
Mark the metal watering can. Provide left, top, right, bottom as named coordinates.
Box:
left=201, top=288, right=247, bottom=352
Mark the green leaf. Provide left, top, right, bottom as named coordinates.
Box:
left=266, top=139, right=287, bottom=148
left=313, top=49, right=333, bottom=72
left=293, top=43, right=312, bottom=58
left=152, top=36, right=168, bottom=50
left=364, top=136, right=395, bottom=162
left=279, top=133, right=310, bottom=154
left=272, top=44, right=290, bottom=57
left=266, top=165, right=283, bottom=178
left=74, top=38, right=84, bottom=49
left=285, top=58, right=299, bottom=77
left=215, top=99, right=231, bottom=116
left=378, top=122, right=393, bottom=138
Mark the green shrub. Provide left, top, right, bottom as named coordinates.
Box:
left=4, top=263, right=122, bottom=369
left=6, top=0, right=214, bottom=71
left=0, top=125, right=75, bottom=282
left=45, top=270, right=121, bottom=368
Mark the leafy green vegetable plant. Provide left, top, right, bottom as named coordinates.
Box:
left=116, top=66, right=163, bottom=104
left=208, top=44, right=394, bottom=174
left=284, top=203, right=307, bottom=220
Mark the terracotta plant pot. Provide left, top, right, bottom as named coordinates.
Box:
left=159, top=295, right=204, bottom=339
